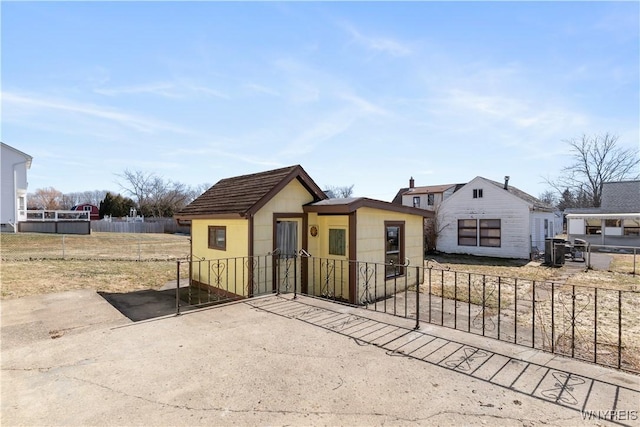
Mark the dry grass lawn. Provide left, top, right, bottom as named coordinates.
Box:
left=1, top=259, right=176, bottom=299
left=1, top=232, right=188, bottom=299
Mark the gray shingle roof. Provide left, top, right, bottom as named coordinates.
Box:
left=601, top=181, right=640, bottom=212
left=484, top=178, right=555, bottom=211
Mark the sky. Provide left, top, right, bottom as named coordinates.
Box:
left=2, top=1, right=639, bottom=203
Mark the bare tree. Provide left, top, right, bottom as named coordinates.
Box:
left=117, top=169, right=155, bottom=209
left=545, top=133, right=639, bottom=207
left=324, top=184, right=355, bottom=198
left=117, top=169, right=206, bottom=217
left=29, top=187, right=63, bottom=210
left=538, top=190, right=557, bottom=208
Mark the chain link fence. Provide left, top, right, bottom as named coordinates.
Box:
left=1, top=232, right=190, bottom=261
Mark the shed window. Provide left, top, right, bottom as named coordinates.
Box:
left=479, top=219, right=501, bottom=247
left=329, top=228, right=346, bottom=256
left=208, top=226, right=226, bottom=251
left=458, top=219, right=477, bottom=246
left=385, top=221, right=405, bottom=278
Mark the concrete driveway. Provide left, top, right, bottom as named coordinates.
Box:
left=2, top=292, right=639, bottom=426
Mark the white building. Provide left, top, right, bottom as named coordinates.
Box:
left=566, top=180, right=640, bottom=247
left=436, top=176, right=556, bottom=259
left=1, top=143, right=33, bottom=232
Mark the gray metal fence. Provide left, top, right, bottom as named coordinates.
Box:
left=175, top=254, right=640, bottom=374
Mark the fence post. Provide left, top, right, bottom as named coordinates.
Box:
left=293, top=256, right=297, bottom=299
left=414, top=266, right=420, bottom=330
left=62, top=235, right=66, bottom=259
left=176, top=261, right=181, bottom=316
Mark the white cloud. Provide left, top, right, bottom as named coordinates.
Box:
left=2, top=91, right=194, bottom=135
left=94, top=81, right=229, bottom=99
left=341, top=22, right=412, bottom=57
left=243, top=83, right=281, bottom=97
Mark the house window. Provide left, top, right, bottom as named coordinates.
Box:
left=473, top=189, right=483, bottom=199
left=427, top=194, right=434, bottom=206
left=458, top=219, right=478, bottom=246
left=385, top=221, right=405, bottom=278
left=412, top=196, right=420, bottom=208
left=479, top=219, right=501, bottom=247
left=208, top=226, right=226, bottom=251
left=623, top=219, right=640, bottom=236
left=585, top=218, right=601, bottom=235
left=328, top=228, right=346, bottom=256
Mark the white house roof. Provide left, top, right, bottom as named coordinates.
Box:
left=1, top=142, right=33, bottom=168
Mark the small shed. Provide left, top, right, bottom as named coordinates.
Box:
left=175, top=165, right=432, bottom=304
left=304, top=197, right=431, bottom=303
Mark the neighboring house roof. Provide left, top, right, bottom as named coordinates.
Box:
left=391, top=183, right=463, bottom=204
left=564, top=180, right=640, bottom=215
left=1, top=142, right=33, bottom=168
left=404, top=184, right=460, bottom=195
left=305, top=197, right=434, bottom=217
left=175, top=165, right=327, bottom=219
left=391, top=188, right=409, bottom=205
left=601, top=180, right=640, bottom=213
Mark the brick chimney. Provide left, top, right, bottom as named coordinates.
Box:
left=409, top=177, right=415, bottom=188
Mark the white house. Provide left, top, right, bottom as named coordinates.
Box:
left=1, top=143, right=32, bottom=233
left=436, top=176, right=556, bottom=259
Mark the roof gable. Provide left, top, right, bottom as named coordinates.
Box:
left=1, top=142, right=33, bottom=167
left=442, top=176, right=554, bottom=211
left=175, top=165, right=327, bottom=219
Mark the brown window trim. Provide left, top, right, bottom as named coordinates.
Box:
left=208, top=225, right=226, bottom=251
left=458, top=219, right=477, bottom=246
left=385, top=221, right=405, bottom=279
left=479, top=219, right=501, bottom=247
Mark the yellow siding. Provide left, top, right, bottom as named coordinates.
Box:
left=307, top=212, right=320, bottom=256
left=355, top=207, right=424, bottom=296
left=310, top=215, right=350, bottom=300
left=191, top=218, right=250, bottom=296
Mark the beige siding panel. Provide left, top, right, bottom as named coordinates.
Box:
left=250, top=179, right=316, bottom=294
left=253, top=179, right=315, bottom=256
left=355, top=207, right=423, bottom=298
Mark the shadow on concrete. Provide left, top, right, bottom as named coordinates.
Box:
left=98, top=289, right=180, bottom=322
